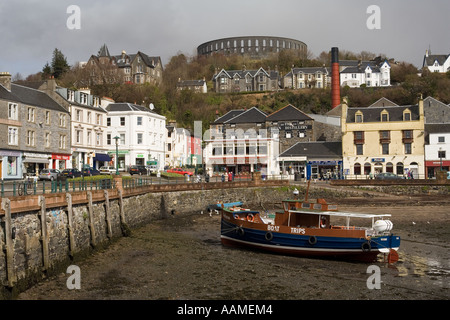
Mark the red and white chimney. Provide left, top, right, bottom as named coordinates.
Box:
left=331, top=47, right=340, bottom=109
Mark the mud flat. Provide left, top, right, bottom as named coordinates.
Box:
left=17, top=196, right=449, bottom=301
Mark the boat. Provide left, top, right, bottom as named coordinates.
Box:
left=219, top=197, right=400, bottom=263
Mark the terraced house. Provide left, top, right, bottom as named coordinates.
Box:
left=341, top=97, right=426, bottom=179
left=0, top=72, right=71, bottom=180
left=212, top=67, right=279, bottom=93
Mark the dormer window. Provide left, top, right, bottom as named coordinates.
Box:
left=355, top=111, right=363, bottom=123
left=403, top=110, right=411, bottom=121
left=381, top=110, right=389, bottom=122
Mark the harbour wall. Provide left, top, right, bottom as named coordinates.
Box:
left=0, top=177, right=292, bottom=299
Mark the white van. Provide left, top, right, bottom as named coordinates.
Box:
left=99, top=166, right=116, bottom=174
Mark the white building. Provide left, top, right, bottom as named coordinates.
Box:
left=425, top=124, right=450, bottom=177
left=339, top=60, right=391, bottom=88
left=54, top=88, right=110, bottom=170
left=422, top=50, right=450, bottom=73
left=165, top=122, right=191, bottom=168
left=105, top=103, right=166, bottom=171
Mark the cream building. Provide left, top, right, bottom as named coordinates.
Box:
left=341, top=97, right=425, bottom=179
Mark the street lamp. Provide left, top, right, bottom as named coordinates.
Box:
left=114, top=136, right=120, bottom=175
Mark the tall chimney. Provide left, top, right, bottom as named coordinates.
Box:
left=0, top=72, right=12, bottom=91
left=331, top=47, right=340, bottom=109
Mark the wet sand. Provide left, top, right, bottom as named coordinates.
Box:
left=16, top=199, right=449, bottom=301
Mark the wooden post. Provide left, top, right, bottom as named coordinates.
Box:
left=2, top=198, right=16, bottom=287
left=87, top=192, right=97, bottom=247
left=38, top=196, right=49, bottom=271
left=66, top=193, right=75, bottom=258
left=104, top=190, right=112, bottom=239
left=117, top=188, right=131, bottom=236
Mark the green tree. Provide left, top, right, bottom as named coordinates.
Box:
left=50, top=48, right=70, bottom=79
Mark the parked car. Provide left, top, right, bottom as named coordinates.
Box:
left=146, top=165, right=158, bottom=173
left=167, top=168, right=194, bottom=176
left=128, top=165, right=147, bottom=175
left=82, top=167, right=101, bottom=176
left=61, top=168, right=83, bottom=178
left=38, top=169, right=61, bottom=181
left=99, top=166, right=116, bottom=174
left=375, top=172, right=403, bottom=180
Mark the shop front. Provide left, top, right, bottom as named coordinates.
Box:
left=93, top=153, right=111, bottom=169
left=425, top=160, right=450, bottom=178
left=23, top=152, right=50, bottom=176
left=108, top=150, right=128, bottom=172
left=0, top=150, right=22, bottom=180
left=51, top=153, right=71, bottom=170
left=307, top=160, right=343, bottom=180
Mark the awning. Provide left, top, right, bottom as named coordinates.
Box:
left=23, top=158, right=49, bottom=164
left=94, top=153, right=111, bottom=162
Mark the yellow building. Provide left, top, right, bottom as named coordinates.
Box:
left=341, top=97, right=425, bottom=179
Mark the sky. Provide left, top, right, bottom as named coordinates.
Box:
left=1, top=0, right=449, bottom=77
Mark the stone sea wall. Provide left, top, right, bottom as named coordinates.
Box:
left=0, top=179, right=294, bottom=299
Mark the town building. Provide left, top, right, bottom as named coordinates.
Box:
left=212, top=67, right=279, bottom=93
left=265, top=104, right=314, bottom=152
left=281, top=67, right=329, bottom=89
left=85, top=44, right=163, bottom=85
left=278, top=141, right=342, bottom=180
left=341, top=96, right=426, bottom=179
left=0, top=72, right=71, bottom=179
left=176, top=79, right=207, bottom=93
left=424, top=124, right=450, bottom=178
left=105, top=102, right=166, bottom=172
left=165, top=122, right=191, bottom=168
left=339, top=60, right=391, bottom=88
left=422, top=50, right=450, bottom=73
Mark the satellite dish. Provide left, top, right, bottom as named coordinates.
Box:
left=149, top=103, right=154, bottom=110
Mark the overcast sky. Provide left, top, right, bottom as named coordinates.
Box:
left=1, top=0, right=449, bottom=77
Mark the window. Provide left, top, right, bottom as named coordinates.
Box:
left=382, top=143, right=389, bottom=155
left=381, top=112, right=389, bottom=122
left=7, top=157, right=18, bottom=176
left=120, top=133, right=125, bottom=145
left=59, top=135, right=66, bottom=149
left=8, top=127, right=18, bottom=145
left=27, top=107, right=35, bottom=122
left=45, top=111, right=50, bottom=124
left=87, top=131, right=91, bottom=145
left=285, top=132, right=292, bottom=138
left=438, top=136, right=445, bottom=143
left=96, top=114, right=102, bottom=125
left=354, top=163, right=361, bottom=175
left=87, top=112, right=91, bottom=123
left=27, top=130, right=35, bottom=146
left=137, top=133, right=143, bottom=144
left=107, top=134, right=111, bottom=145
left=438, top=150, right=446, bottom=159
left=404, top=143, right=412, bottom=154
left=76, top=130, right=82, bottom=144
left=107, top=117, right=111, bottom=126
left=80, top=93, right=88, bottom=104
left=120, top=117, right=125, bottom=126
left=96, top=133, right=102, bottom=146
left=137, top=117, right=143, bottom=125
left=59, top=114, right=67, bottom=127
left=45, top=132, right=50, bottom=147
left=354, top=131, right=365, bottom=144
left=355, top=112, right=363, bottom=123
left=404, top=112, right=411, bottom=121
left=8, top=103, right=18, bottom=120
left=356, top=144, right=364, bottom=155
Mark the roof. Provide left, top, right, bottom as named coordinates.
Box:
left=280, top=141, right=342, bottom=159
left=425, top=123, right=450, bottom=134
left=368, top=97, right=399, bottom=108
left=423, top=54, right=449, bottom=67
left=0, top=83, right=68, bottom=113
left=213, top=110, right=245, bottom=124
left=213, top=67, right=279, bottom=81
left=266, top=104, right=313, bottom=121
left=106, top=102, right=158, bottom=114
left=177, top=80, right=206, bottom=87
left=224, top=107, right=267, bottom=124
left=346, top=105, right=419, bottom=123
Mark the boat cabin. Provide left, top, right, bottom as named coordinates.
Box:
left=274, top=199, right=337, bottom=228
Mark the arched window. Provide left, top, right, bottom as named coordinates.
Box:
left=386, top=162, right=394, bottom=173
left=354, top=163, right=361, bottom=175
left=396, top=162, right=404, bottom=176
left=364, top=163, right=371, bottom=175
